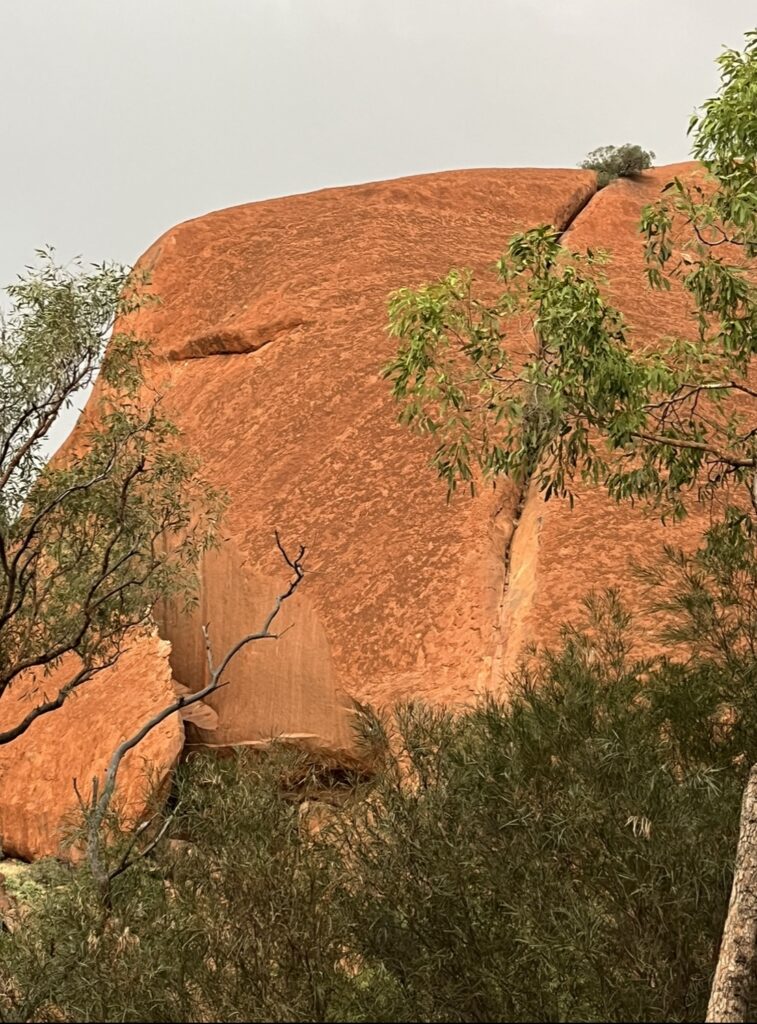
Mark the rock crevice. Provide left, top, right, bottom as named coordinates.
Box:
left=495, top=164, right=712, bottom=679
left=491, top=175, right=600, bottom=685
left=168, top=318, right=309, bottom=361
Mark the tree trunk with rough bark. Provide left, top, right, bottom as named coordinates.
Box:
left=707, top=764, right=757, bottom=1023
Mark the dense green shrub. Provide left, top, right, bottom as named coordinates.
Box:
left=2, top=527, right=756, bottom=1023
left=0, top=749, right=360, bottom=1023
left=580, top=143, right=655, bottom=185
left=341, top=609, right=742, bottom=1021
left=337, top=523, right=757, bottom=1022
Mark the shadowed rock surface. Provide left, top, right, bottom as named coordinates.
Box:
left=156, top=538, right=357, bottom=759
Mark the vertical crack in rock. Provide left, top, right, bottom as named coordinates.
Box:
left=491, top=178, right=600, bottom=686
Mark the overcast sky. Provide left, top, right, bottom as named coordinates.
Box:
left=2, top=1, right=755, bottom=450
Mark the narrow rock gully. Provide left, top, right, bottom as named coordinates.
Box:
left=492, top=179, right=601, bottom=682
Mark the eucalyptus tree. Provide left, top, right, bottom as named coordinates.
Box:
left=384, top=31, right=757, bottom=525
left=0, top=251, right=223, bottom=745
left=385, top=35, right=757, bottom=1018
left=580, top=143, right=656, bottom=186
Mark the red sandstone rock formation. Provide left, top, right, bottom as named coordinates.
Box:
left=11, top=163, right=744, bottom=860
left=498, top=164, right=718, bottom=673
left=0, top=633, right=182, bottom=860
left=82, top=164, right=728, bottom=707
left=126, top=168, right=598, bottom=712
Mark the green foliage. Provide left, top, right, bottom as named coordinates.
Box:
left=337, top=526, right=757, bottom=1021
left=3, top=529, right=757, bottom=1021
left=580, top=143, right=655, bottom=186
left=384, top=33, right=757, bottom=521
left=344, top=671, right=737, bottom=1020
left=0, top=749, right=361, bottom=1023
left=0, top=859, right=70, bottom=910
left=0, top=251, right=225, bottom=745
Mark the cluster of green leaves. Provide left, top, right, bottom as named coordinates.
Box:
left=384, top=32, right=756, bottom=521
left=641, top=31, right=757, bottom=376
left=0, top=749, right=363, bottom=1023
left=0, top=251, right=224, bottom=745
left=0, top=858, right=68, bottom=911
left=3, top=525, right=757, bottom=1022
left=580, top=143, right=656, bottom=187
left=339, top=521, right=757, bottom=1022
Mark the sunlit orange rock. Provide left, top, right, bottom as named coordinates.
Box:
left=124, top=169, right=598, bottom=709
left=45, top=163, right=745, bottom=849
left=0, top=633, right=182, bottom=860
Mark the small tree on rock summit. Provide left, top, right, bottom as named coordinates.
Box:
left=580, top=143, right=656, bottom=186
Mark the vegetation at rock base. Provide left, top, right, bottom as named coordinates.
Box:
left=0, top=252, right=224, bottom=745
left=580, top=143, right=656, bottom=186
left=1, top=523, right=757, bottom=1022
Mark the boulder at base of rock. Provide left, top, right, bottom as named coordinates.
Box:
left=0, top=632, right=183, bottom=861
left=156, top=538, right=359, bottom=761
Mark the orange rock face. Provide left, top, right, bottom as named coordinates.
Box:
left=123, top=169, right=598, bottom=710
left=498, top=164, right=719, bottom=670
left=35, top=163, right=742, bottom=854
left=0, top=633, right=182, bottom=860
left=156, top=538, right=357, bottom=759
left=109, top=163, right=738, bottom=705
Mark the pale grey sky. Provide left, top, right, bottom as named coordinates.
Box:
left=1, top=1, right=755, bottom=450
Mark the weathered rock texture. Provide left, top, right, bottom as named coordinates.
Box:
left=497, top=164, right=719, bottom=672
left=0, top=633, right=182, bottom=860
left=112, top=163, right=734, bottom=705
left=20, top=163, right=741, bottom=861
left=156, top=538, right=357, bottom=758
left=124, top=169, right=599, bottom=710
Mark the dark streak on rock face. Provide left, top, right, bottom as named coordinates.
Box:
left=170, top=319, right=309, bottom=360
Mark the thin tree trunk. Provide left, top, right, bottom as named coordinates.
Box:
left=707, top=765, right=757, bottom=1022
